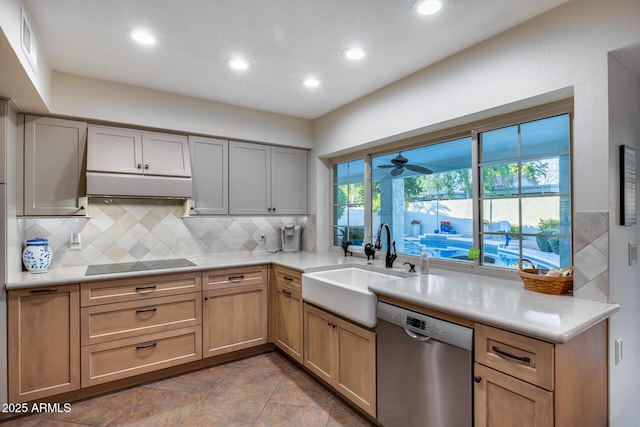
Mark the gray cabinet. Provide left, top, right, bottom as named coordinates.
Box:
left=229, top=141, right=307, bottom=215
left=23, top=115, right=87, bottom=216
left=187, top=136, right=228, bottom=215
left=87, top=125, right=191, bottom=177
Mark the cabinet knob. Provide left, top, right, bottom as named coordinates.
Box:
left=473, top=376, right=482, bottom=383
left=144, top=164, right=149, bottom=170
left=137, top=163, right=142, bottom=169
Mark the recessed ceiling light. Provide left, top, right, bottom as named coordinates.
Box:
left=415, top=0, right=442, bottom=15
left=343, top=47, right=366, bottom=60
left=227, top=58, right=252, bottom=71
left=302, top=78, right=320, bottom=88
left=128, top=29, right=156, bottom=45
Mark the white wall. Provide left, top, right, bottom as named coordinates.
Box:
left=0, top=0, right=51, bottom=108
left=607, top=55, right=640, bottom=427
left=312, top=1, right=640, bottom=425
left=50, top=72, right=313, bottom=149
left=314, top=0, right=640, bottom=213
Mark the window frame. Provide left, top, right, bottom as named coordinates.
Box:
left=329, top=100, right=573, bottom=280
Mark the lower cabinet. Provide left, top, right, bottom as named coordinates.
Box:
left=79, top=272, right=203, bottom=387
left=8, top=284, right=80, bottom=402
left=81, top=326, right=202, bottom=387
left=474, top=321, right=607, bottom=427
left=303, top=303, right=376, bottom=417
left=271, top=266, right=303, bottom=363
left=202, top=265, right=268, bottom=357
left=474, top=363, right=553, bottom=427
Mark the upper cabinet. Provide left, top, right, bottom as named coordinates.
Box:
left=23, top=115, right=88, bottom=216
left=187, top=136, right=228, bottom=215
left=86, top=125, right=192, bottom=198
left=87, top=125, right=191, bottom=177
left=229, top=141, right=307, bottom=215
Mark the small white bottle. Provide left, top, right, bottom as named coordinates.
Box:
left=420, top=246, right=429, bottom=275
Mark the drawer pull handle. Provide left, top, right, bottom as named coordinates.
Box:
left=136, top=308, right=157, bottom=314
left=30, top=288, right=58, bottom=294
left=135, top=285, right=157, bottom=292
left=136, top=342, right=157, bottom=350
left=492, top=346, right=531, bottom=363
left=283, top=276, right=293, bottom=282
left=228, top=275, right=245, bottom=282
left=282, top=289, right=292, bottom=296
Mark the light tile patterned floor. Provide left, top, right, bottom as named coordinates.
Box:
left=2, top=352, right=373, bottom=426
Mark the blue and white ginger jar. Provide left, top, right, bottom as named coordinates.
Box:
left=22, top=238, right=52, bottom=273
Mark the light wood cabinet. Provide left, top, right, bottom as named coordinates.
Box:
left=87, top=125, right=191, bottom=177
left=8, top=284, right=80, bottom=402
left=271, top=266, right=304, bottom=363
left=187, top=136, right=228, bottom=215
left=229, top=141, right=307, bottom=215
left=82, top=326, right=201, bottom=387
left=79, top=273, right=203, bottom=387
left=80, top=272, right=201, bottom=306
left=474, top=322, right=607, bottom=427
left=23, top=115, right=87, bottom=216
left=202, top=265, right=269, bottom=357
left=303, top=303, right=376, bottom=417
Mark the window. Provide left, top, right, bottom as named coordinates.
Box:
left=479, top=113, right=571, bottom=270
left=371, top=137, right=472, bottom=260
left=331, top=106, right=572, bottom=273
left=333, top=159, right=365, bottom=246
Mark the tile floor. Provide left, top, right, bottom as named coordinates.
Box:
left=2, top=351, right=373, bottom=426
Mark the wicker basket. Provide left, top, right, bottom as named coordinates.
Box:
left=518, top=258, right=573, bottom=295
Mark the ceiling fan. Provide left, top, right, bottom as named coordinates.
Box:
left=378, top=152, right=433, bottom=176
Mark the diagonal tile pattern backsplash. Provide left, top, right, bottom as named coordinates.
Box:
left=21, top=199, right=313, bottom=269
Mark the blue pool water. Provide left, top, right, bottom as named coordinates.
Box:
left=403, top=236, right=556, bottom=269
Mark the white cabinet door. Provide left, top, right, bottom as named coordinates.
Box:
left=229, top=141, right=270, bottom=215
left=271, top=146, right=307, bottom=215
left=142, top=132, right=191, bottom=177
left=87, top=126, right=142, bottom=174
left=188, top=136, right=228, bottom=215
left=24, top=116, right=88, bottom=216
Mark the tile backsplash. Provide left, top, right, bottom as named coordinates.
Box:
left=20, top=199, right=314, bottom=269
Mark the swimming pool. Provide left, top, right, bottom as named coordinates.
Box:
left=404, top=236, right=557, bottom=269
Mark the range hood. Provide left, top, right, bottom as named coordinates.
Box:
left=86, top=125, right=193, bottom=198
left=86, top=172, right=192, bottom=198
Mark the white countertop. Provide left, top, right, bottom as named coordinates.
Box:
left=7, top=251, right=619, bottom=343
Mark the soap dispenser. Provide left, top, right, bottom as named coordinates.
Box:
left=420, top=246, right=429, bottom=275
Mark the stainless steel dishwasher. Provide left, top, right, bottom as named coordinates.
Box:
left=377, top=301, right=473, bottom=427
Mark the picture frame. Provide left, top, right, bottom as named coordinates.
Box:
left=620, top=145, right=636, bottom=226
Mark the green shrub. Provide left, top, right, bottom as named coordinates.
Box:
left=536, top=219, right=559, bottom=253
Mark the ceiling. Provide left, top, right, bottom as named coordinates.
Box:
left=24, top=0, right=568, bottom=119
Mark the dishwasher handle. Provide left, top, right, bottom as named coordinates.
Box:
left=405, top=328, right=431, bottom=342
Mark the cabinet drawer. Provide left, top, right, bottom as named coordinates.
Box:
left=81, top=293, right=202, bottom=345
left=202, top=265, right=267, bottom=291
left=274, top=266, right=302, bottom=292
left=81, top=326, right=202, bottom=387
left=475, top=324, right=554, bottom=391
left=81, top=272, right=201, bottom=306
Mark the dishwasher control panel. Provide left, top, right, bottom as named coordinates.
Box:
left=377, top=301, right=473, bottom=350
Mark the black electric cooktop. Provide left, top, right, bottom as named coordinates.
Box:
left=85, top=258, right=196, bottom=276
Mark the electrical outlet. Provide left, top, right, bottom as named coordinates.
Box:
left=69, top=233, right=82, bottom=251
left=629, top=243, right=637, bottom=266
left=615, top=338, right=623, bottom=365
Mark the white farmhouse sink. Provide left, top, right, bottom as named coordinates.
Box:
left=302, top=267, right=402, bottom=327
